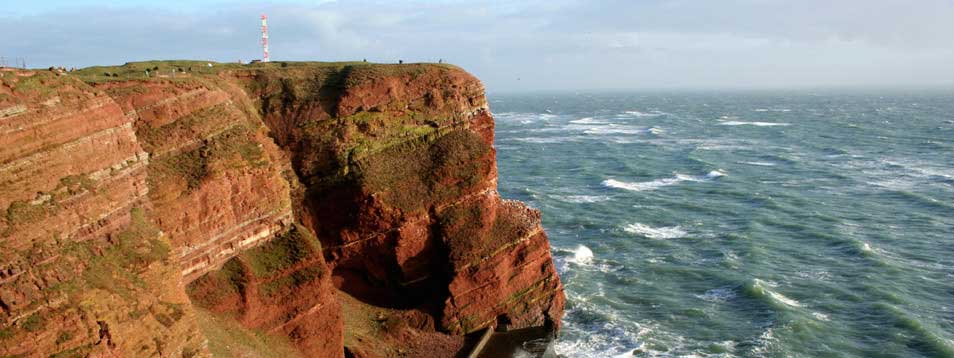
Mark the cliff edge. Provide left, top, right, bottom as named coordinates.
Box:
left=0, top=61, right=564, bottom=357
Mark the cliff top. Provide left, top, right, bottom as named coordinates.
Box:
left=69, top=60, right=464, bottom=84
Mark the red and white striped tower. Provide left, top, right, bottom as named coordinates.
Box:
left=261, top=14, right=270, bottom=62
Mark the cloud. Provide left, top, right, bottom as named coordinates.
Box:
left=2, top=0, right=953, bottom=90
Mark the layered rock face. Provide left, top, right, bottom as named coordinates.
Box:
left=0, top=61, right=563, bottom=357
left=0, top=68, right=204, bottom=357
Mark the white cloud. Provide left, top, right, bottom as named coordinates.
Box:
left=2, top=0, right=953, bottom=90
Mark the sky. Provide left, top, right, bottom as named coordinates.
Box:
left=4, top=0, right=954, bottom=91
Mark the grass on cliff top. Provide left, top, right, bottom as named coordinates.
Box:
left=71, top=60, right=459, bottom=84
left=1, top=69, right=78, bottom=98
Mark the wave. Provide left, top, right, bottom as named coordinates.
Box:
left=751, top=327, right=779, bottom=356
left=583, top=125, right=656, bottom=135
left=882, top=159, right=954, bottom=180
left=753, top=108, right=792, bottom=112
left=552, top=194, right=611, bottom=203
left=603, top=177, right=683, bottom=191
left=744, top=279, right=802, bottom=309
left=720, top=121, right=791, bottom=127
left=624, top=223, right=688, bottom=239
left=567, top=245, right=594, bottom=265
left=873, top=302, right=954, bottom=357
left=623, top=110, right=667, bottom=117
left=570, top=117, right=609, bottom=124
left=510, top=136, right=578, bottom=144
left=696, top=287, right=737, bottom=302
left=554, top=290, right=652, bottom=358
left=602, top=171, right=725, bottom=192
left=740, top=161, right=777, bottom=167
left=705, top=170, right=726, bottom=178
left=495, top=112, right=560, bottom=124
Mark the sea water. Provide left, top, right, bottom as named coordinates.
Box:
left=489, top=90, right=954, bottom=357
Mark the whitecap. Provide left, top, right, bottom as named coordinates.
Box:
left=697, top=287, right=737, bottom=302
left=570, top=117, right=608, bottom=124
left=647, top=127, right=665, bottom=135
left=767, top=290, right=802, bottom=307
left=568, top=245, right=594, bottom=265
left=623, top=223, right=688, bottom=239
left=602, top=177, right=683, bottom=192
left=584, top=125, right=652, bottom=135
left=602, top=171, right=725, bottom=192
left=495, top=112, right=560, bottom=124
left=511, top=136, right=577, bottom=144
left=552, top=194, right=611, bottom=203
left=752, top=328, right=778, bottom=356
left=812, top=312, right=831, bottom=321
left=751, top=279, right=802, bottom=307
left=623, top=110, right=667, bottom=117
left=719, top=121, right=791, bottom=127
left=741, top=161, right=777, bottom=166
left=882, top=159, right=954, bottom=180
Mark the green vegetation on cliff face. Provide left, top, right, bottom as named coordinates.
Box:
left=359, top=129, right=492, bottom=214
left=186, top=224, right=323, bottom=309
left=195, top=309, right=303, bottom=358
left=147, top=122, right=267, bottom=193
left=78, top=207, right=169, bottom=294
left=3, top=60, right=562, bottom=357
left=0, top=207, right=190, bottom=357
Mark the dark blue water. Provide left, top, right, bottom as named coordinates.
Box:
left=489, top=91, right=954, bottom=357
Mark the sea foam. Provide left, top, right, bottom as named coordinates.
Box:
left=552, top=194, right=611, bottom=203
left=741, top=161, right=777, bottom=166
left=568, top=245, right=594, bottom=265
left=623, top=110, right=667, bottom=117
left=583, top=125, right=654, bottom=135
left=720, top=121, right=791, bottom=127
left=602, top=177, right=683, bottom=191
left=747, top=279, right=802, bottom=308
left=570, top=117, right=608, bottom=124
left=624, top=223, right=688, bottom=239
left=697, top=287, right=737, bottom=302
left=602, top=170, right=725, bottom=192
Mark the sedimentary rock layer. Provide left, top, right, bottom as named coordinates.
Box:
left=0, top=61, right=563, bottom=357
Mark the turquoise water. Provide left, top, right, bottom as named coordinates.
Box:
left=489, top=91, right=954, bottom=357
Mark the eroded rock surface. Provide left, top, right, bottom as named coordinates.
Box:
left=0, top=61, right=563, bottom=357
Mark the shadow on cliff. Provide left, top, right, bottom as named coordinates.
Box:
left=252, top=65, right=455, bottom=316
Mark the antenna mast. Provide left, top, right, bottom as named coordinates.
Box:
left=261, top=14, right=270, bottom=62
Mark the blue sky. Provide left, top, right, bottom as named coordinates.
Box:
left=5, top=0, right=954, bottom=91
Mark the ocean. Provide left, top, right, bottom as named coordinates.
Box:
left=488, top=90, right=954, bottom=357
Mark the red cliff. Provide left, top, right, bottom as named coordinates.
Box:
left=0, top=61, right=563, bottom=357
